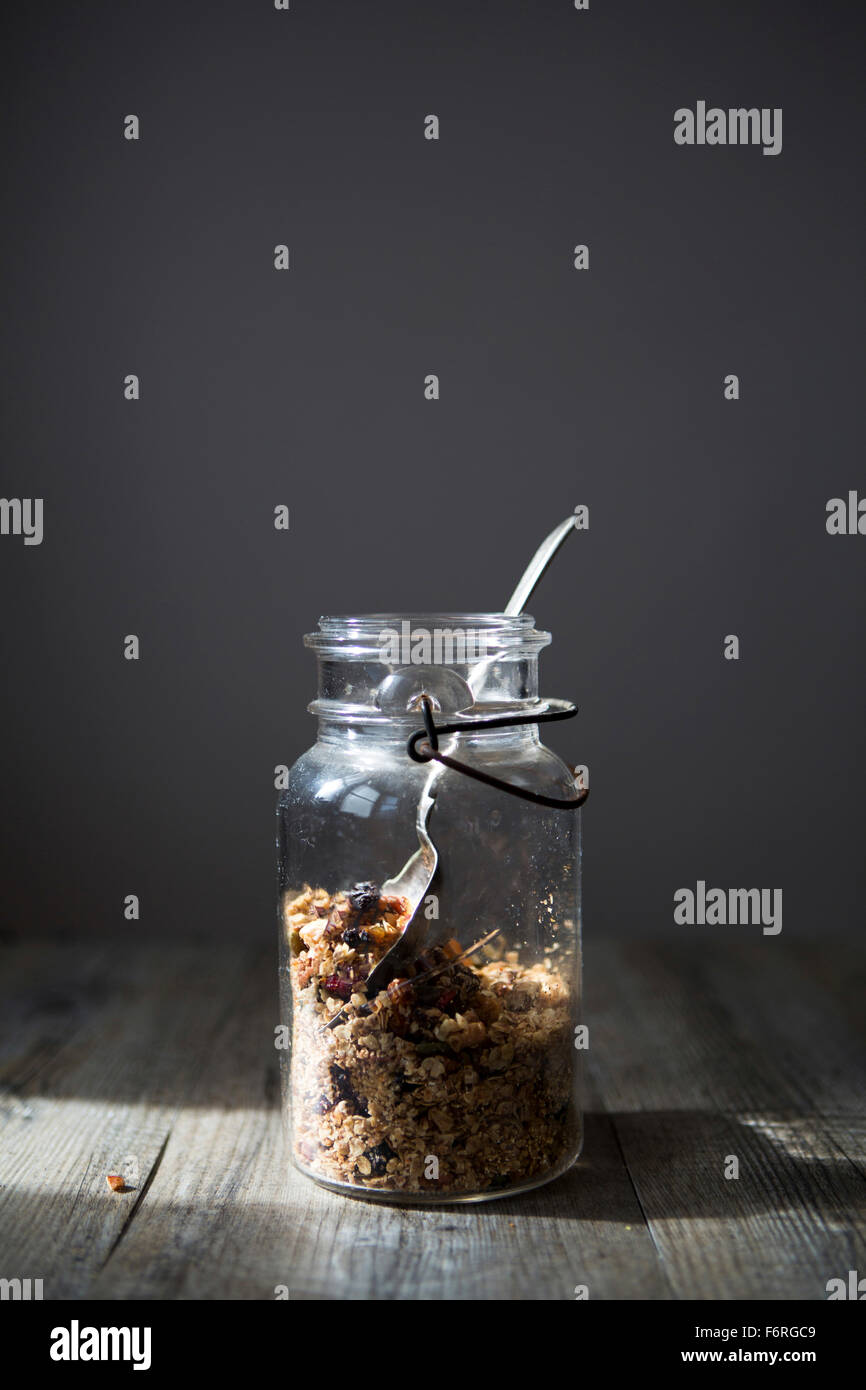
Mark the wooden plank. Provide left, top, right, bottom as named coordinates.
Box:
left=586, top=937, right=866, bottom=1301
left=89, top=950, right=668, bottom=1301
left=1, top=940, right=863, bottom=1300
left=272, top=1101, right=672, bottom=1303
left=0, top=942, right=111, bottom=1100
left=0, top=942, right=253, bottom=1299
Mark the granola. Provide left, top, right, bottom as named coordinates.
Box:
left=283, top=883, right=577, bottom=1197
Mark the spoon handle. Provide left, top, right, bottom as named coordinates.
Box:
left=504, top=510, right=579, bottom=617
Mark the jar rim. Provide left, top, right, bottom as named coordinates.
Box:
left=305, top=613, right=552, bottom=659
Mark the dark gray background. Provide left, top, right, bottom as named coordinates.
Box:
left=1, top=0, right=863, bottom=943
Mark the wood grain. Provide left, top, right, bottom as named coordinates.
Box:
left=0, top=935, right=863, bottom=1300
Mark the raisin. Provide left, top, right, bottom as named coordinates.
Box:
left=313, top=1094, right=333, bottom=1115
left=416, top=946, right=447, bottom=973
left=348, top=881, right=380, bottom=914
left=414, top=1040, right=452, bottom=1058
left=329, top=1064, right=368, bottom=1117
left=342, top=923, right=371, bottom=949
left=452, top=963, right=480, bottom=1002
left=362, top=1140, right=397, bottom=1177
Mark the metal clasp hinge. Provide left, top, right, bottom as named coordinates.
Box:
left=407, top=697, right=589, bottom=810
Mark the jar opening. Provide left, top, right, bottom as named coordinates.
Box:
left=305, top=613, right=551, bottom=662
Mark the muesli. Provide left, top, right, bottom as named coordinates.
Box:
left=283, top=882, right=575, bottom=1196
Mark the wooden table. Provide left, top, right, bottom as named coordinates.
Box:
left=1, top=936, right=863, bottom=1300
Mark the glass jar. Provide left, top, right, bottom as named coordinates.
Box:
left=277, top=613, right=583, bottom=1203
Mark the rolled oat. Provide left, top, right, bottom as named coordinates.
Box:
left=284, top=883, right=576, bottom=1197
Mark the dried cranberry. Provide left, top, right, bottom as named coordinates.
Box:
left=436, top=986, right=458, bottom=1011
left=323, top=974, right=352, bottom=1000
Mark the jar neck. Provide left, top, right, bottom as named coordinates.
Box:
left=315, top=716, right=541, bottom=751
left=304, top=613, right=552, bottom=724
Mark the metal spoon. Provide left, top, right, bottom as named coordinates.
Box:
left=380, top=786, right=438, bottom=942
left=504, top=508, right=581, bottom=616
left=328, top=509, right=581, bottom=1021
left=323, top=787, right=439, bottom=1029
